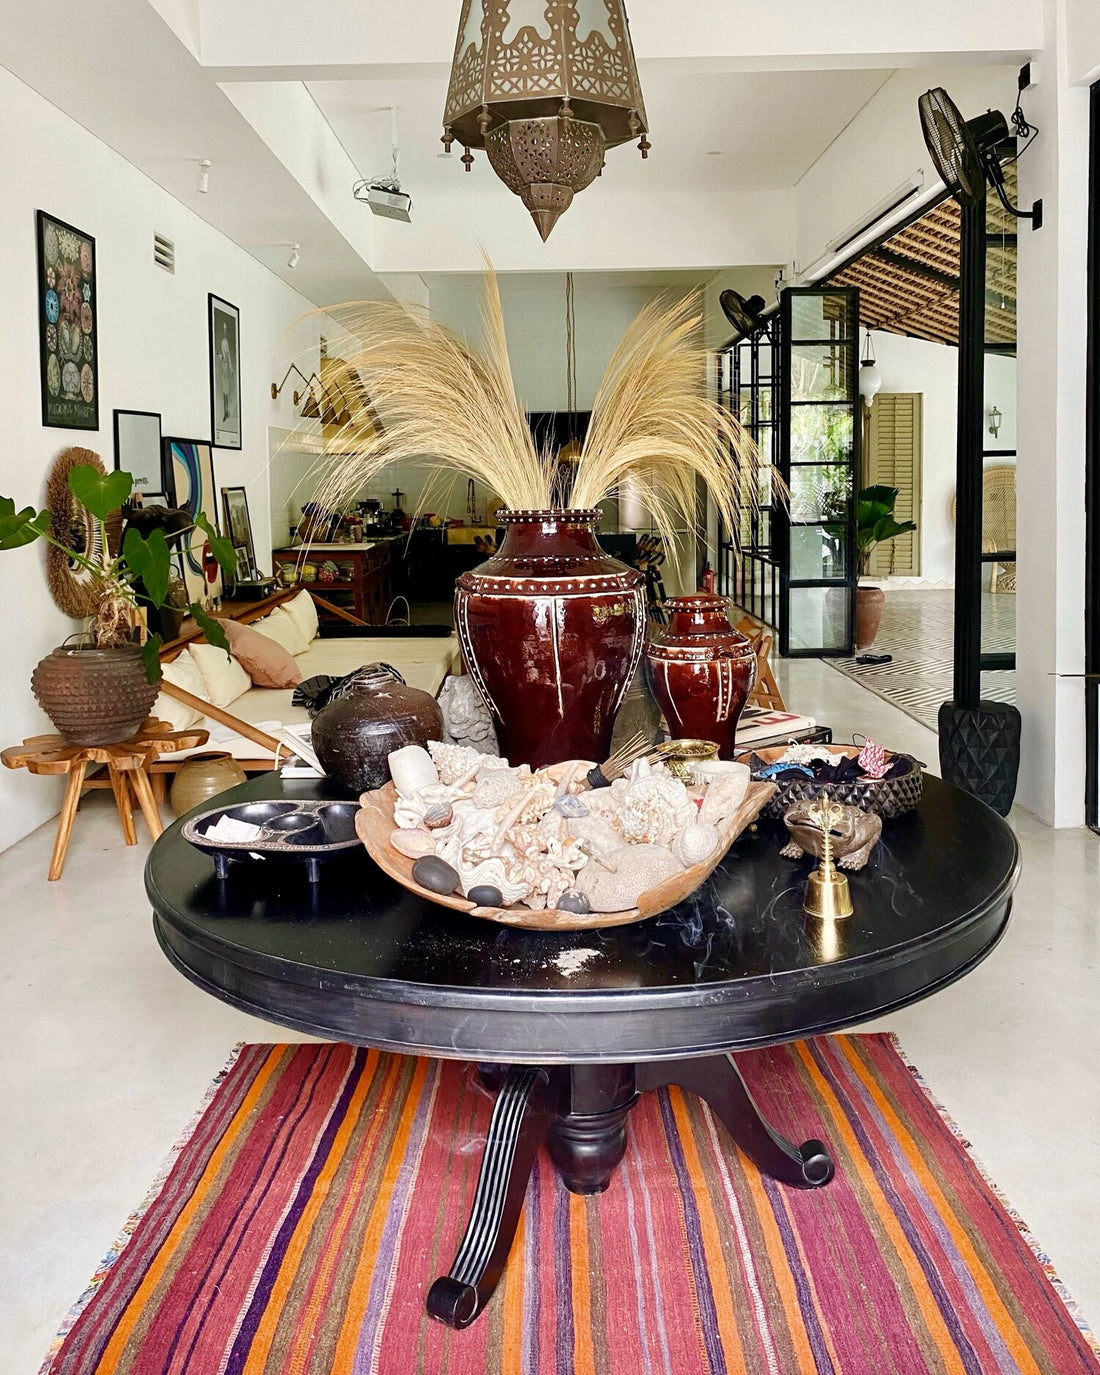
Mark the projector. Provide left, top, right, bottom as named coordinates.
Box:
left=353, top=179, right=412, bottom=223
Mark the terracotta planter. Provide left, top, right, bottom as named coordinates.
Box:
left=169, top=752, right=247, bottom=817
left=644, top=594, right=757, bottom=759
left=31, top=642, right=159, bottom=746
left=454, top=509, right=646, bottom=769
left=311, top=682, right=444, bottom=791
left=855, top=586, right=886, bottom=650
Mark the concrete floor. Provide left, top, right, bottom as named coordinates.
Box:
left=2, top=659, right=1098, bottom=1373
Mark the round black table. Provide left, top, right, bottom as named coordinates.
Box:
left=148, top=773, right=1019, bottom=1329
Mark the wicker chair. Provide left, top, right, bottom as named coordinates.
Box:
left=951, top=465, right=1016, bottom=593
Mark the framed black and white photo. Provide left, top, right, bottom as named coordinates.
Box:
left=235, top=548, right=254, bottom=583
left=208, top=294, right=241, bottom=449
left=113, top=409, right=163, bottom=497
left=221, top=485, right=256, bottom=571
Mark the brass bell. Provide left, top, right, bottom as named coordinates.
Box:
left=802, top=799, right=854, bottom=920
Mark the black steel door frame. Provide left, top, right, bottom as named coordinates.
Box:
left=1086, top=81, right=1100, bottom=832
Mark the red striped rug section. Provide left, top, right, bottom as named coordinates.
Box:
left=41, top=1036, right=1100, bottom=1375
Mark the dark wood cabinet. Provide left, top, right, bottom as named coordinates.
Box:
left=272, top=542, right=393, bottom=624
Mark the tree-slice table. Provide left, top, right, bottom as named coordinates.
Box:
left=3, top=718, right=208, bottom=879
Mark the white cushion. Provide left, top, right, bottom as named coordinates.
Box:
left=254, top=605, right=310, bottom=657
left=152, top=648, right=206, bottom=731
left=189, top=640, right=252, bottom=707
left=283, top=589, right=319, bottom=644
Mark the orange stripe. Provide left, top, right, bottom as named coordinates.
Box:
left=569, top=1192, right=597, bottom=1375
left=838, top=1037, right=1046, bottom=1375
left=327, top=1057, right=431, bottom=1372
left=239, top=1048, right=379, bottom=1375
left=666, top=1088, right=750, bottom=1373
left=97, top=1046, right=288, bottom=1373
left=793, top=1040, right=959, bottom=1365
left=499, top=1203, right=526, bottom=1375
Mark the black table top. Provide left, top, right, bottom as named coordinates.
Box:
left=148, top=773, right=1020, bottom=1064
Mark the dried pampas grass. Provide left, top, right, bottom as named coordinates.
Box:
left=302, top=267, right=761, bottom=548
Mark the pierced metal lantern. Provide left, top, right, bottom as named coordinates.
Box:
left=442, top=0, right=650, bottom=241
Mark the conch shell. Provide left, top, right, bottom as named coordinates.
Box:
left=699, top=765, right=751, bottom=825
left=616, top=772, right=694, bottom=847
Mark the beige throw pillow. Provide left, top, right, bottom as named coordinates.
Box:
left=189, top=640, right=252, bottom=707
left=254, top=605, right=310, bottom=657
left=152, top=648, right=206, bottom=730
left=284, top=589, right=319, bottom=644
left=222, top=619, right=303, bottom=689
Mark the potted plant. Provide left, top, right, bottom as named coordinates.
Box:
left=0, top=464, right=235, bottom=745
left=855, top=484, right=918, bottom=650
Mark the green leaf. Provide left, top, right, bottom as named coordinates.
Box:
left=190, top=603, right=230, bottom=655
left=122, top=527, right=172, bottom=608
left=141, top=634, right=164, bottom=685
left=194, top=513, right=237, bottom=577
left=67, top=464, right=133, bottom=521
left=0, top=497, right=50, bottom=550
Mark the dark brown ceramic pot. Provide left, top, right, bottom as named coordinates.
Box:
left=311, top=682, right=444, bottom=792
left=31, top=642, right=160, bottom=746
left=644, top=594, right=757, bottom=760
left=454, top=509, right=646, bottom=769
left=855, top=585, right=886, bottom=650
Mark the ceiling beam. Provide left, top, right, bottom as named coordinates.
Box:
left=870, top=244, right=959, bottom=290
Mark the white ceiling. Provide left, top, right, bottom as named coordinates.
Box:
left=307, top=68, right=893, bottom=201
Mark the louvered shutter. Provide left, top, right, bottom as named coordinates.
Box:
left=866, top=393, right=922, bottom=577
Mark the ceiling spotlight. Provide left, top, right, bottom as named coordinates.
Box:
left=197, top=159, right=211, bottom=194
left=287, top=244, right=301, bottom=269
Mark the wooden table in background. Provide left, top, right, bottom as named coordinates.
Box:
left=2, top=718, right=208, bottom=880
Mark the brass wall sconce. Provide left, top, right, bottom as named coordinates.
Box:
left=271, top=364, right=321, bottom=410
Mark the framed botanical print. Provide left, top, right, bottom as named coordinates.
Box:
left=221, top=485, right=256, bottom=572
left=209, top=294, right=241, bottom=449
left=37, top=210, right=99, bottom=430
left=113, top=409, right=163, bottom=498
left=162, top=435, right=222, bottom=602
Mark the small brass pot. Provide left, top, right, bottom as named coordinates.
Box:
left=169, top=752, right=247, bottom=816
left=664, top=739, right=719, bottom=782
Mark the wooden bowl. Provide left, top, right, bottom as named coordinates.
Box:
left=355, top=777, right=776, bottom=932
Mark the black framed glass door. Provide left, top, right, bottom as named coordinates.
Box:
left=778, top=286, right=859, bottom=656
left=1087, top=80, right=1100, bottom=832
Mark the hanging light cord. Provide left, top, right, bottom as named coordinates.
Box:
left=565, top=272, right=577, bottom=415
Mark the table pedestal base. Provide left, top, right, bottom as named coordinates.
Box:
left=426, top=1054, right=834, bottom=1329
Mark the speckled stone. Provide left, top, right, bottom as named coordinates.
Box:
left=556, top=889, right=591, bottom=915
left=467, top=884, right=504, bottom=908
left=412, top=855, right=460, bottom=895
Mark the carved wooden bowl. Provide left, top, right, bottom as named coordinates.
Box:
left=356, top=777, right=776, bottom=932
left=743, top=744, right=924, bottom=820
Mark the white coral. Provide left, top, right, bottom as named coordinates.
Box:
left=616, top=773, right=694, bottom=847
left=428, top=741, right=511, bottom=785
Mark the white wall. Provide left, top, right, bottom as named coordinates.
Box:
left=868, top=332, right=1017, bottom=586
left=0, top=64, right=317, bottom=852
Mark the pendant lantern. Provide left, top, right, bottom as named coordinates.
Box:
left=442, top=0, right=650, bottom=241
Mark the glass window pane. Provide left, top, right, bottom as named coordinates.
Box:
left=789, top=342, right=853, bottom=401
left=788, top=586, right=851, bottom=652
left=789, top=463, right=851, bottom=522
left=789, top=292, right=853, bottom=341
left=790, top=404, right=853, bottom=463
left=790, top=525, right=848, bottom=580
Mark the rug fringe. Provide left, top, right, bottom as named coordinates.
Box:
left=37, top=1042, right=248, bottom=1375
left=885, top=1031, right=1100, bottom=1362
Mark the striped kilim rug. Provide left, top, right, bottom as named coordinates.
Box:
left=43, top=1037, right=1099, bottom=1375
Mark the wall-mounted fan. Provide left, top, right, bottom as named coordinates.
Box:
left=918, top=86, right=1041, bottom=229
left=719, top=289, right=766, bottom=342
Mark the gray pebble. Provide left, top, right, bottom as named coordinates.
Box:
left=467, top=884, right=504, bottom=908
left=556, top=889, right=591, bottom=915
left=412, top=855, right=460, bottom=895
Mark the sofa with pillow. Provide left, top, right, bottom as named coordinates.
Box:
left=151, top=587, right=462, bottom=776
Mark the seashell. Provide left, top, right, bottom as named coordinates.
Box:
left=447, top=799, right=502, bottom=846
left=390, top=827, right=437, bottom=859
left=617, top=773, right=694, bottom=847
left=393, top=782, right=462, bottom=830
left=575, top=843, right=682, bottom=912
left=472, top=771, right=525, bottom=809
left=554, top=793, right=589, bottom=818
left=429, top=740, right=511, bottom=785
left=691, top=758, right=750, bottom=785
left=388, top=744, right=438, bottom=799
left=423, top=802, right=453, bottom=829
left=699, top=765, right=751, bottom=825
left=673, top=822, right=720, bottom=867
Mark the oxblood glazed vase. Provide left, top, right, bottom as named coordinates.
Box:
left=454, top=509, right=646, bottom=769
left=644, top=594, right=756, bottom=760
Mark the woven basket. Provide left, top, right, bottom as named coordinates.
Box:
left=745, top=745, right=924, bottom=820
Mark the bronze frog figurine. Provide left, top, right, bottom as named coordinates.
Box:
left=780, top=799, right=882, bottom=871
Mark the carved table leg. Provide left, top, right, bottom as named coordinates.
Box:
left=637, top=1054, right=834, bottom=1189
left=427, top=1066, right=555, bottom=1329
left=548, top=1063, right=639, bottom=1194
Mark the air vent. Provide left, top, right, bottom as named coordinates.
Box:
left=153, top=233, right=175, bottom=274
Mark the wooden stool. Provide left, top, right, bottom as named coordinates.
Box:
left=2, top=718, right=208, bottom=880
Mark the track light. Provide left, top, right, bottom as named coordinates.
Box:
left=197, top=159, right=211, bottom=194
left=287, top=244, right=301, bottom=269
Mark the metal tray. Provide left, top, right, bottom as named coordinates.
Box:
left=181, top=800, right=361, bottom=882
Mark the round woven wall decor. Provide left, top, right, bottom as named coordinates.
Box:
left=45, top=447, right=122, bottom=619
